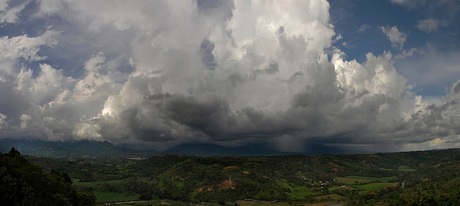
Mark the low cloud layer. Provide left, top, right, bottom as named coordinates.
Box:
left=0, top=0, right=459, bottom=153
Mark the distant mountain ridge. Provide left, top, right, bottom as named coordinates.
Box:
left=0, top=138, right=417, bottom=158
left=164, top=142, right=293, bottom=156
left=0, top=139, right=146, bottom=158
left=0, top=139, right=295, bottom=158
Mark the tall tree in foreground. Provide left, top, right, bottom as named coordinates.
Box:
left=0, top=148, right=96, bottom=206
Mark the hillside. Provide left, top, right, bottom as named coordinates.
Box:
left=25, top=148, right=460, bottom=205
left=0, top=148, right=96, bottom=206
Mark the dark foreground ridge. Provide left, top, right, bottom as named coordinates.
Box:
left=0, top=148, right=96, bottom=206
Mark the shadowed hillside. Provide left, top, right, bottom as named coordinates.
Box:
left=0, top=148, right=96, bottom=206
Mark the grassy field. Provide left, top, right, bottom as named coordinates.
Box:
left=355, top=182, right=398, bottom=194
left=333, top=176, right=399, bottom=196
left=336, top=177, right=368, bottom=185
left=104, top=200, right=284, bottom=206
left=72, top=179, right=139, bottom=203
left=336, top=176, right=396, bottom=185
left=328, top=185, right=342, bottom=191
left=346, top=176, right=396, bottom=182
left=398, top=165, right=416, bottom=172
left=72, top=179, right=123, bottom=187
left=304, top=202, right=345, bottom=206
left=93, top=191, right=139, bottom=202
left=235, top=200, right=290, bottom=206
left=288, top=185, right=321, bottom=200
left=277, top=179, right=321, bottom=200
left=102, top=200, right=203, bottom=206
left=313, top=194, right=343, bottom=202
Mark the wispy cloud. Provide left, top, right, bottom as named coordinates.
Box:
left=395, top=48, right=423, bottom=59
left=416, top=18, right=441, bottom=33
left=380, top=26, right=407, bottom=50
left=357, top=24, right=372, bottom=33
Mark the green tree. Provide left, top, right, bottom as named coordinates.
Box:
left=0, top=148, right=96, bottom=206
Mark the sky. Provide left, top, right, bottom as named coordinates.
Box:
left=0, top=0, right=459, bottom=153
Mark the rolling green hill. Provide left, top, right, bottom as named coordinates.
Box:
left=19, top=148, right=460, bottom=205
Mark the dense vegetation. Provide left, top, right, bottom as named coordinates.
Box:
left=0, top=148, right=96, bottom=206
left=4, top=147, right=460, bottom=205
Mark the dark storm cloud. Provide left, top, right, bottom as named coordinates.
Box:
left=263, top=62, right=279, bottom=75
left=196, top=0, right=234, bottom=21
left=200, top=38, right=217, bottom=70
left=0, top=82, right=29, bottom=118
left=452, top=81, right=460, bottom=94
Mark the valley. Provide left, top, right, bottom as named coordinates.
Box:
left=23, top=149, right=460, bottom=205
